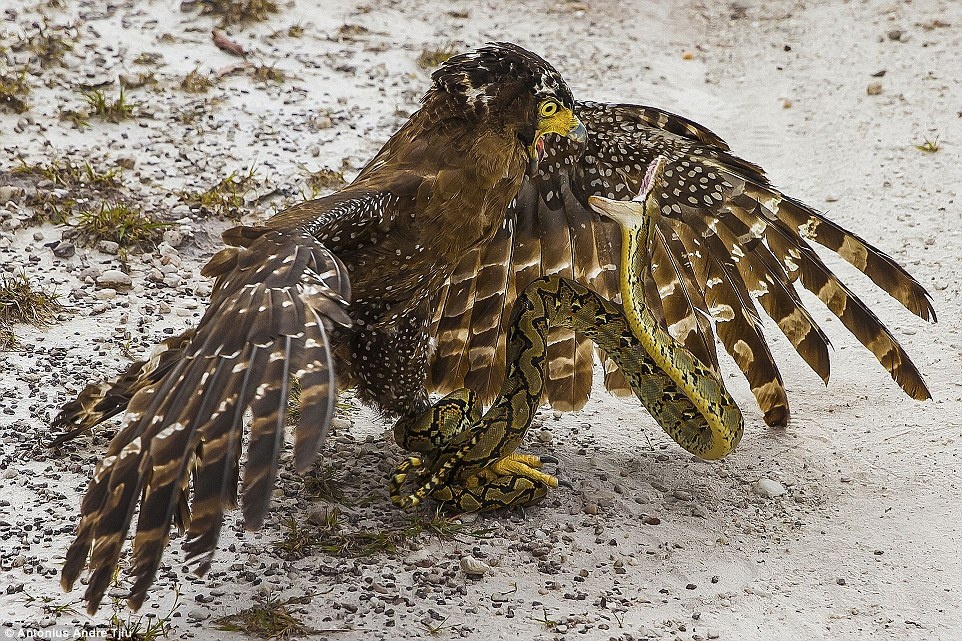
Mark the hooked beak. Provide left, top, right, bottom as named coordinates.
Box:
left=528, top=111, right=588, bottom=172
left=566, top=119, right=587, bottom=144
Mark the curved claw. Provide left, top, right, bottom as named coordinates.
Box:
left=556, top=478, right=574, bottom=489
left=538, top=454, right=560, bottom=465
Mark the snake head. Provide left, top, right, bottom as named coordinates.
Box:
left=587, top=155, right=668, bottom=227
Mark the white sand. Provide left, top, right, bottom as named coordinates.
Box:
left=1, top=1, right=960, bottom=639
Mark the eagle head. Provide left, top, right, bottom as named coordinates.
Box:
left=427, top=42, right=587, bottom=170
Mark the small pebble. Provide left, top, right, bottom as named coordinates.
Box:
left=186, top=607, right=209, bottom=621
left=95, top=288, right=117, bottom=300
left=53, top=241, right=75, bottom=258
left=97, top=269, right=132, bottom=290
left=98, top=240, right=120, bottom=254
left=0, top=186, right=20, bottom=203
left=307, top=507, right=335, bottom=526
left=403, top=549, right=434, bottom=568
left=460, top=555, right=491, bottom=579
left=866, top=81, right=883, bottom=95
left=753, top=478, right=786, bottom=498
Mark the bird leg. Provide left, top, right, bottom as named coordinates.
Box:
left=389, top=449, right=559, bottom=512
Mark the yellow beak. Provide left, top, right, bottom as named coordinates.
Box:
left=528, top=108, right=587, bottom=166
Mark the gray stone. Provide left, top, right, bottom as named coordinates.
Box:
left=53, top=241, right=75, bottom=258
left=186, top=607, right=209, bottom=621
left=97, top=269, right=132, bottom=289
left=460, top=555, right=490, bottom=578
left=98, top=240, right=120, bottom=254
left=0, top=186, right=20, bottom=203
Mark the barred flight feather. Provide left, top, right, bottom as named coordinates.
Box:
left=60, top=228, right=351, bottom=613
left=430, top=101, right=933, bottom=424
left=50, top=331, right=195, bottom=446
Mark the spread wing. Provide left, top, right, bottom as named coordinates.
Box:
left=56, top=194, right=380, bottom=612
left=428, top=101, right=935, bottom=425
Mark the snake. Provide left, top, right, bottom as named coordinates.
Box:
left=389, top=158, right=744, bottom=511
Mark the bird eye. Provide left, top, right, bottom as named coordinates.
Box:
left=539, top=100, right=559, bottom=117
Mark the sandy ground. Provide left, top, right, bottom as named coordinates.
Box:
left=1, top=0, right=961, bottom=639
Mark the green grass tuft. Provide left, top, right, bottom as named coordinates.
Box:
left=0, top=68, right=30, bottom=113
left=179, top=167, right=258, bottom=218
left=74, top=202, right=169, bottom=248
left=215, top=592, right=315, bottom=640
left=0, top=271, right=65, bottom=350
left=107, top=581, right=178, bottom=640
left=417, top=43, right=458, bottom=69
left=16, top=158, right=122, bottom=190
left=200, top=0, right=280, bottom=26
left=305, top=167, right=346, bottom=194
left=251, top=63, right=286, bottom=84
left=915, top=137, right=940, bottom=153
left=180, top=67, right=214, bottom=93
left=81, top=87, right=139, bottom=122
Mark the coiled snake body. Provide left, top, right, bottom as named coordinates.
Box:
left=390, top=159, right=744, bottom=511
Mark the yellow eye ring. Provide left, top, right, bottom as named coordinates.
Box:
left=539, top=101, right=558, bottom=117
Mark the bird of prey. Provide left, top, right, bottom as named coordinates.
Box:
left=55, top=42, right=587, bottom=613
left=53, top=43, right=934, bottom=614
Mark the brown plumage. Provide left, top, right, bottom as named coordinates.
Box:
left=54, top=50, right=934, bottom=614
left=54, top=43, right=587, bottom=613
left=429, top=101, right=935, bottom=425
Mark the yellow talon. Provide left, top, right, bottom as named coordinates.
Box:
left=390, top=159, right=745, bottom=513
left=489, top=454, right=559, bottom=489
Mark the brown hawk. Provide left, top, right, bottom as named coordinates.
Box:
left=52, top=45, right=934, bottom=614
left=55, top=43, right=587, bottom=614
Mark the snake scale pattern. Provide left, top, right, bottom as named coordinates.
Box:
left=390, top=158, right=744, bottom=511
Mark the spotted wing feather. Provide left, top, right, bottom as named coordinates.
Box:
left=430, top=101, right=933, bottom=423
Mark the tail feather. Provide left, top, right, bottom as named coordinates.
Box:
left=650, top=224, right=720, bottom=374
left=462, top=218, right=516, bottom=400
left=429, top=249, right=483, bottom=393
left=685, top=230, right=790, bottom=426
left=538, top=191, right=591, bottom=411
left=242, top=334, right=295, bottom=529
left=292, top=309, right=337, bottom=473
left=676, top=199, right=833, bottom=385
left=764, top=221, right=931, bottom=400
